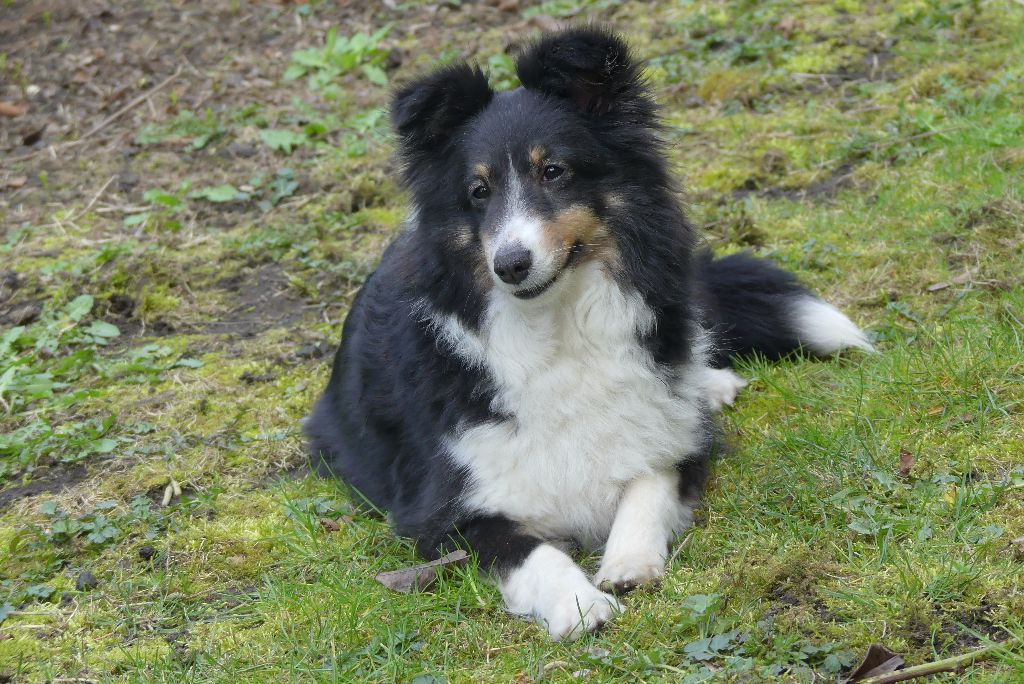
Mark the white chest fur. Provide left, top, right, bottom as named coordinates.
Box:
left=430, top=263, right=708, bottom=548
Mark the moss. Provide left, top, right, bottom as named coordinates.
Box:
left=88, top=639, right=174, bottom=675
left=783, top=43, right=863, bottom=74
left=137, top=284, right=183, bottom=319
left=698, top=68, right=764, bottom=104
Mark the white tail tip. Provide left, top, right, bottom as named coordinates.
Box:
left=792, top=297, right=874, bottom=356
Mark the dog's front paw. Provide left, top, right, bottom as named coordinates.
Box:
left=703, top=367, right=748, bottom=411
left=543, top=584, right=622, bottom=642
left=595, top=554, right=665, bottom=594
left=501, top=544, right=623, bottom=641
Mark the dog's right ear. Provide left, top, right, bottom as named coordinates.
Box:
left=391, top=63, right=493, bottom=154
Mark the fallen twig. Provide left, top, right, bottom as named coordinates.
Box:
left=39, top=175, right=118, bottom=231
left=79, top=65, right=184, bottom=142
left=7, top=67, right=183, bottom=164
left=853, top=644, right=1002, bottom=684
left=0, top=101, right=28, bottom=117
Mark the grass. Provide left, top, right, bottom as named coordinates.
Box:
left=2, top=0, right=1023, bottom=681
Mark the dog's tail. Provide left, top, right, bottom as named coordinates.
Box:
left=697, top=251, right=873, bottom=367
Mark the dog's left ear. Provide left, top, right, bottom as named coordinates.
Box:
left=515, top=26, right=648, bottom=118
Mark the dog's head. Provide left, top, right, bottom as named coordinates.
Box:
left=392, top=28, right=667, bottom=302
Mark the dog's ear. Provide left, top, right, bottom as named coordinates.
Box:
left=515, top=26, right=647, bottom=118
left=391, top=63, right=493, bottom=153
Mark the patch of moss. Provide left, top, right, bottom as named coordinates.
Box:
left=698, top=68, right=764, bottom=104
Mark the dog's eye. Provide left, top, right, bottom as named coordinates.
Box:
left=541, top=165, right=564, bottom=182
left=471, top=183, right=490, bottom=200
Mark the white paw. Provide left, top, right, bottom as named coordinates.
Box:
left=501, top=544, right=623, bottom=642
left=595, top=553, right=665, bottom=593
left=704, top=367, right=748, bottom=411
left=543, top=584, right=622, bottom=641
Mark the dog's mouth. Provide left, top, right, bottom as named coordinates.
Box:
left=513, top=242, right=585, bottom=300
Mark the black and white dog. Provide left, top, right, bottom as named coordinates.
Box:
left=306, top=27, right=872, bottom=640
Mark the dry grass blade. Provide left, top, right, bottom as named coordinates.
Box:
left=898, top=448, right=915, bottom=478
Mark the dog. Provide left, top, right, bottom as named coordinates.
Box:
left=306, top=27, right=873, bottom=641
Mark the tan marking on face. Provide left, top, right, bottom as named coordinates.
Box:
left=529, top=146, right=547, bottom=168
left=473, top=255, right=494, bottom=290
left=460, top=224, right=495, bottom=291
left=542, top=205, right=620, bottom=268
left=472, top=163, right=491, bottom=181
left=478, top=227, right=494, bottom=260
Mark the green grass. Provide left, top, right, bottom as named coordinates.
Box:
left=2, top=0, right=1024, bottom=681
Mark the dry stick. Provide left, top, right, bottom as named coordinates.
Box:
left=66, top=175, right=117, bottom=227
left=7, top=66, right=183, bottom=164
left=36, top=174, right=118, bottom=232
left=856, top=644, right=1002, bottom=684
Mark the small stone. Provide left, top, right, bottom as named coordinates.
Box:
left=76, top=570, right=100, bottom=591
left=385, top=48, right=403, bottom=70
left=0, top=271, right=21, bottom=295
left=107, top=293, right=135, bottom=317
left=227, top=142, right=257, bottom=158
left=9, top=304, right=41, bottom=325
left=294, top=343, right=327, bottom=359
left=239, top=371, right=276, bottom=384
left=117, top=173, right=139, bottom=192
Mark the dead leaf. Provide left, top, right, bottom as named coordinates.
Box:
left=72, top=69, right=97, bottom=84
left=945, top=412, right=975, bottom=428
left=846, top=644, right=905, bottom=683
left=898, top=448, right=915, bottom=478
left=927, top=270, right=974, bottom=292
left=776, top=16, right=800, bottom=37
left=4, top=176, right=28, bottom=189
left=375, top=549, right=469, bottom=593
left=1011, top=536, right=1024, bottom=555
left=21, top=124, right=47, bottom=147
left=0, top=101, right=28, bottom=117
left=498, top=0, right=520, bottom=11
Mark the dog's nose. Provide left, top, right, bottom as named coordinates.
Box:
left=493, top=245, right=533, bottom=285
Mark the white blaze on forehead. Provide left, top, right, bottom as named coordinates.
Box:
left=491, top=157, right=543, bottom=256
left=483, top=156, right=565, bottom=292
left=504, top=156, right=527, bottom=222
